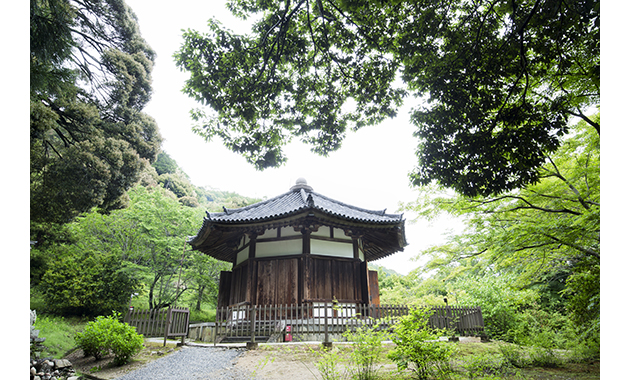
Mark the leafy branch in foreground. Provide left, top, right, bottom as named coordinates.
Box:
left=176, top=0, right=598, bottom=197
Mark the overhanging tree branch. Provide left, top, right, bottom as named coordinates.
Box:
left=542, top=233, right=599, bottom=259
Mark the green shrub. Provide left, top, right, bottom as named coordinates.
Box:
left=507, top=306, right=572, bottom=348
left=454, top=276, right=538, bottom=342
left=313, top=346, right=349, bottom=380
left=566, top=334, right=600, bottom=363
left=528, top=346, right=562, bottom=368
left=497, top=343, right=530, bottom=368
left=388, top=307, right=455, bottom=380
left=75, top=312, right=144, bottom=365
left=461, top=352, right=510, bottom=379
left=39, top=247, right=140, bottom=317
left=343, top=321, right=390, bottom=380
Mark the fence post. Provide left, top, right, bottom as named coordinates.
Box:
left=163, top=308, right=172, bottom=347
left=446, top=305, right=459, bottom=342
left=246, top=305, right=258, bottom=350
left=322, top=301, right=332, bottom=349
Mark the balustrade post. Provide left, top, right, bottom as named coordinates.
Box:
left=247, top=305, right=258, bottom=350
left=322, top=301, right=332, bottom=349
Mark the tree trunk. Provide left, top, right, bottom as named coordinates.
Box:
left=148, top=273, right=161, bottom=309
left=195, top=285, right=205, bottom=311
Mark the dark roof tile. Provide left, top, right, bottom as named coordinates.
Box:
left=206, top=188, right=403, bottom=225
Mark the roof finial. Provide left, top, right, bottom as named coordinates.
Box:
left=290, top=177, right=313, bottom=192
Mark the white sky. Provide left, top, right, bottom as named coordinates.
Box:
left=123, top=0, right=463, bottom=275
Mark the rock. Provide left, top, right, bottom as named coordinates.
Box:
left=54, top=359, right=72, bottom=369
left=31, top=357, right=77, bottom=380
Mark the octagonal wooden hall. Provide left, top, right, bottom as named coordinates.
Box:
left=188, top=178, right=407, bottom=311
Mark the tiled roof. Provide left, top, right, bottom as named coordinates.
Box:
left=188, top=179, right=407, bottom=262
left=206, top=188, right=403, bottom=225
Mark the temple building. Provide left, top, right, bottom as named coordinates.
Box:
left=188, top=178, right=407, bottom=312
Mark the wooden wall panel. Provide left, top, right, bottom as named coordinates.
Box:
left=368, top=270, right=380, bottom=305
left=217, top=271, right=232, bottom=309
left=253, top=258, right=299, bottom=306
left=256, top=260, right=274, bottom=306
left=307, top=257, right=359, bottom=302
left=277, top=259, right=298, bottom=305
left=229, top=264, right=249, bottom=305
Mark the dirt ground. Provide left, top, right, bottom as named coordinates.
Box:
left=233, top=343, right=322, bottom=380
left=64, top=342, right=181, bottom=380
left=65, top=342, right=324, bottom=380
left=64, top=337, right=599, bottom=380
left=232, top=338, right=482, bottom=380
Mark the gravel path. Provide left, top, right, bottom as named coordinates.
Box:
left=113, top=346, right=254, bottom=380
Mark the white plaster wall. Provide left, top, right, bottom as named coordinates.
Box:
left=280, top=226, right=301, bottom=237
left=258, top=228, right=277, bottom=239
left=311, top=240, right=353, bottom=258
left=256, top=239, right=302, bottom=257
left=236, top=248, right=248, bottom=265
left=311, top=226, right=331, bottom=238
left=334, top=228, right=352, bottom=240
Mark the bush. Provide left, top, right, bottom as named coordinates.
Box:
left=528, top=346, right=562, bottom=368
left=507, top=306, right=572, bottom=348
left=313, top=346, right=349, bottom=380
left=75, top=312, right=144, bottom=365
left=453, top=276, right=538, bottom=342
left=461, top=352, right=519, bottom=379
left=388, top=307, right=455, bottom=380
left=566, top=333, right=600, bottom=363
left=342, top=321, right=390, bottom=380
left=497, top=343, right=530, bottom=368
left=39, top=247, right=140, bottom=317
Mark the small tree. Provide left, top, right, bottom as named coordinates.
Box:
left=342, top=321, right=390, bottom=380
left=388, top=307, right=455, bottom=380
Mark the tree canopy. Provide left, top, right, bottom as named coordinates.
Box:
left=175, top=0, right=599, bottom=196
left=30, top=0, right=162, bottom=231
left=402, top=114, right=599, bottom=339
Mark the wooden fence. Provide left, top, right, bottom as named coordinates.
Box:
left=214, top=303, right=484, bottom=343
left=125, top=307, right=190, bottom=346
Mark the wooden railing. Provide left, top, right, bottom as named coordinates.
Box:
left=125, top=307, right=190, bottom=345
left=214, top=303, right=484, bottom=343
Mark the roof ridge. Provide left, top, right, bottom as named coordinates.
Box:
left=209, top=189, right=295, bottom=216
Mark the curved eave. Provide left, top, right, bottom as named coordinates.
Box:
left=189, top=212, right=406, bottom=263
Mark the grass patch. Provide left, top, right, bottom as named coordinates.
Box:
left=33, top=315, right=86, bottom=359
left=189, top=307, right=216, bottom=322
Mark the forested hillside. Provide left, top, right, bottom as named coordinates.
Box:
left=29, top=0, right=260, bottom=319
left=31, top=150, right=260, bottom=317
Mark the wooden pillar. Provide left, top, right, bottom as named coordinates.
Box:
left=247, top=233, right=258, bottom=305
left=299, top=226, right=311, bottom=305
left=360, top=261, right=369, bottom=305
left=352, top=238, right=359, bottom=260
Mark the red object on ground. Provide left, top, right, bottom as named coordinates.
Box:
left=285, top=325, right=292, bottom=342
